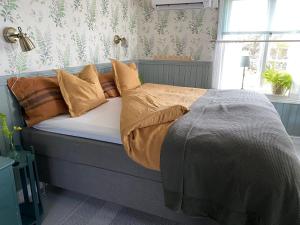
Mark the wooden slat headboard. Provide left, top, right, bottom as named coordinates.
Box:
left=138, top=60, right=212, bottom=89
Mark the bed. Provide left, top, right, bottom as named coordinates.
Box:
left=21, top=96, right=217, bottom=225
left=20, top=83, right=300, bottom=225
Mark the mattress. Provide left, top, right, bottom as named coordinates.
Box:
left=21, top=127, right=162, bottom=182
left=33, top=97, right=122, bottom=144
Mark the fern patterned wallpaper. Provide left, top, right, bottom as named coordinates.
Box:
left=0, top=0, right=139, bottom=76
left=0, top=0, right=218, bottom=76
left=137, top=0, right=218, bottom=61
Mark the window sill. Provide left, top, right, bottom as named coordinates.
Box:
left=266, top=94, right=300, bottom=104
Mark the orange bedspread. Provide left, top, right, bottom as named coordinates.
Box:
left=120, top=83, right=207, bottom=170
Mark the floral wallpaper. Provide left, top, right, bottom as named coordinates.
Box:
left=0, top=0, right=139, bottom=75
left=0, top=0, right=218, bottom=76
left=137, top=0, right=218, bottom=61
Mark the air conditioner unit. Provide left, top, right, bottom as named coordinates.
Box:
left=152, top=0, right=217, bottom=10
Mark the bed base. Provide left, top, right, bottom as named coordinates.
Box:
left=37, top=155, right=216, bottom=224
left=21, top=128, right=217, bottom=225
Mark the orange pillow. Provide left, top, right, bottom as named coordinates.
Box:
left=7, top=76, right=68, bottom=127
left=57, top=65, right=107, bottom=117
left=111, top=60, right=141, bottom=95
left=98, top=71, right=120, bottom=98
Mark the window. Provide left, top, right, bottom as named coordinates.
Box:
left=217, top=0, right=300, bottom=95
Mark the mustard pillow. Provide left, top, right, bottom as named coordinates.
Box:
left=111, top=59, right=141, bottom=95
left=57, top=65, right=107, bottom=117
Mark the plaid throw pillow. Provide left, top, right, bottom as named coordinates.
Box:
left=98, top=71, right=120, bottom=98
left=7, top=76, right=68, bottom=127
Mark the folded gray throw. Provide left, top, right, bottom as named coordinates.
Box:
left=161, top=90, right=300, bottom=225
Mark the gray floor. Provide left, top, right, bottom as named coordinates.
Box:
left=42, top=186, right=181, bottom=225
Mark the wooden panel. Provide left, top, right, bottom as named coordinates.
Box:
left=138, top=60, right=213, bottom=89
left=272, top=102, right=300, bottom=136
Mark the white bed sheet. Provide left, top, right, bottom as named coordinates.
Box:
left=33, top=97, right=122, bottom=144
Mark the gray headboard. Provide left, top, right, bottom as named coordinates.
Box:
left=138, top=60, right=212, bottom=88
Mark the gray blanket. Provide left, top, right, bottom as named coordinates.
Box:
left=161, top=90, right=300, bottom=225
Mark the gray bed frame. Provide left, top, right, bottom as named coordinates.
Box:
left=1, top=60, right=215, bottom=224
left=21, top=128, right=218, bottom=225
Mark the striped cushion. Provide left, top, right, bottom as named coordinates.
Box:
left=98, top=71, right=120, bottom=98
left=7, top=76, right=68, bottom=127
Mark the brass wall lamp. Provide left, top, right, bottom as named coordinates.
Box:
left=113, top=35, right=128, bottom=48
left=3, top=27, right=35, bottom=52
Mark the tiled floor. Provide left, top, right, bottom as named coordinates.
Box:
left=41, top=186, right=181, bottom=225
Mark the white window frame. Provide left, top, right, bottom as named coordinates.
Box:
left=213, top=0, right=300, bottom=92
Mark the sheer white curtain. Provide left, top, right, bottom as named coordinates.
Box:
left=213, top=0, right=300, bottom=95
left=212, top=0, right=225, bottom=89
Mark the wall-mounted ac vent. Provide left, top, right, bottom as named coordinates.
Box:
left=152, top=0, right=217, bottom=11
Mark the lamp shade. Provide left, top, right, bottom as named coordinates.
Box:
left=121, top=38, right=128, bottom=48
left=240, top=56, right=250, bottom=68
left=19, top=35, right=35, bottom=52
left=3, top=27, right=35, bottom=52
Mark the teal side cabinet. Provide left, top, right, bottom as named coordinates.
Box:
left=0, top=157, right=22, bottom=225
